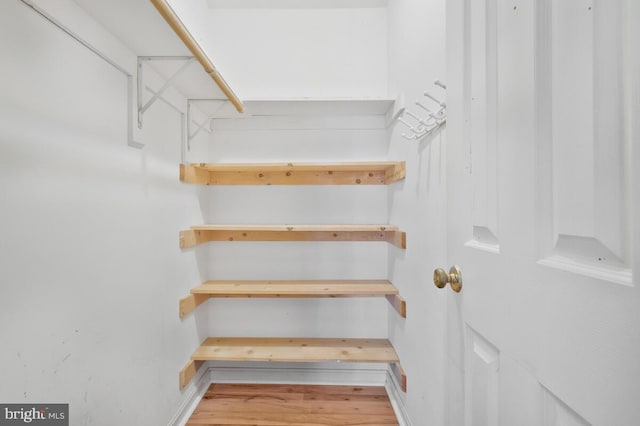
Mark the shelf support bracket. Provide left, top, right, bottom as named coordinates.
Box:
left=137, top=56, right=194, bottom=129
left=179, top=294, right=209, bottom=318
left=186, top=99, right=214, bottom=153
left=386, top=294, right=406, bottom=318
left=390, top=362, right=407, bottom=392
left=188, top=117, right=210, bottom=142
left=179, top=360, right=205, bottom=390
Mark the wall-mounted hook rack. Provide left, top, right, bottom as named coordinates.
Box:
left=397, top=81, right=447, bottom=141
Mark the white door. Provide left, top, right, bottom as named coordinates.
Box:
left=445, top=1, right=639, bottom=425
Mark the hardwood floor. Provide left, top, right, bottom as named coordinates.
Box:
left=186, top=383, right=400, bottom=425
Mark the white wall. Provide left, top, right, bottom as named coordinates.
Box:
left=200, top=5, right=388, bottom=99
left=0, top=1, right=207, bottom=424
left=386, top=0, right=449, bottom=424
left=199, top=114, right=391, bottom=343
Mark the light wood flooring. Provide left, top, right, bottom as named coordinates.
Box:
left=186, top=383, right=400, bottom=425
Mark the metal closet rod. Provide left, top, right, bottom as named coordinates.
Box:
left=150, top=0, right=245, bottom=113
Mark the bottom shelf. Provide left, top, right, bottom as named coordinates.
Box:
left=180, top=337, right=406, bottom=392
left=186, top=383, right=400, bottom=425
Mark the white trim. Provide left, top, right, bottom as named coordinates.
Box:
left=538, top=256, right=632, bottom=287
left=167, top=364, right=211, bottom=426
left=207, top=364, right=388, bottom=386
left=464, top=239, right=500, bottom=254
left=385, top=369, right=413, bottom=426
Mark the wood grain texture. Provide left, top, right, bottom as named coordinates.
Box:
left=191, top=337, right=400, bottom=363
left=186, top=383, right=400, bottom=425
left=179, top=294, right=209, bottom=318
left=179, top=281, right=407, bottom=318
left=385, top=294, right=407, bottom=318
left=179, top=359, right=204, bottom=390
left=192, top=280, right=399, bottom=297
left=390, top=362, right=407, bottom=392
left=178, top=225, right=407, bottom=249
left=179, top=162, right=406, bottom=185
left=384, top=161, right=406, bottom=184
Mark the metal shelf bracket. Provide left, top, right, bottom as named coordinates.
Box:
left=137, top=56, right=194, bottom=129
left=183, top=99, right=228, bottom=159
left=186, top=100, right=213, bottom=151
left=136, top=57, right=238, bottom=162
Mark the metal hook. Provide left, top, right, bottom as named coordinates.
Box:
left=423, top=91, right=446, bottom=108
left=396, top=80, right=447, bottom=141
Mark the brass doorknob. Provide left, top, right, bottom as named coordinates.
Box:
left=433, top=265, right=462, bottom=293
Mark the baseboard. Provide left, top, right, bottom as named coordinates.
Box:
left=208, top=363, right=389, bottom=386
left=167, top=363, right=211, bottom=426
left=386, top=368, right=413, bottom=426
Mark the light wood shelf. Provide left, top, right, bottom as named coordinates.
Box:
left=179, top=225, right=407, bottom=249
left=180, top=337, right=406, bottom=391
left=193, top=279, right=398, bottom=297
left=193, top=337, right=399, bottom=363
left=179, top=280, right=407, bottom=318
left=179, top=162, right=406, bottom=185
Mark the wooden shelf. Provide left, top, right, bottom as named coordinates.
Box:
left=180, top=337, right=406, bottom=391
left=179, top=280, right=407, bottom=318
left=193, top=337, right=399, bottom=363
left=179, top=161, right=405, bottom=186
left=179, top=225, right=407, bottom=249
left=193, top=279, right=398, bottom=297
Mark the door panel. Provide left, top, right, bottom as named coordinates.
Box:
left=467, top=329, right=499, bottom=426
left=536, top=0, right=631, bottom=285
left=468, top=0, right=500, bottom=251
left=446, top=0, right=639, bottom=425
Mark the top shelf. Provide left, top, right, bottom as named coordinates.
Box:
left=180, top=161, right=405, bottom=185
left=209, top=98, right=396, bottom=119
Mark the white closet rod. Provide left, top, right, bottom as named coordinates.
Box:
left=149, top=0, right=245, bottom=113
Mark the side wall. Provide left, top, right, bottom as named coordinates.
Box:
left=386, top=0, right=449, bottom=424
left=0, top=2, right=206, bottom=424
